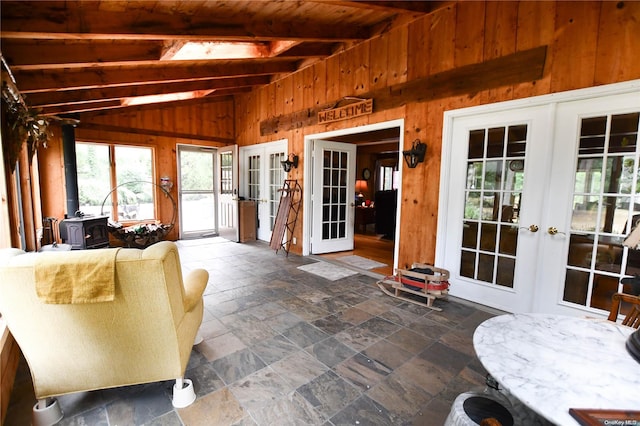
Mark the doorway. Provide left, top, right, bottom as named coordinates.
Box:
left=177, top=145, right=217, bottom=239
left=239, top=140, right=287, bottom=242
left=437, top=81, right=640, bottom=316
left=303, top=120, right=404, bottom=276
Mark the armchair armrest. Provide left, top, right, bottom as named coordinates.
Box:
left=183, top=269, right=208, bottom=312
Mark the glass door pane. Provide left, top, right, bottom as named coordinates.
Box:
left=461, top=124, right=527, bottom=288
left=564, top=112, right=640, bottom=311
left=178, top=146, right=216, bottom=237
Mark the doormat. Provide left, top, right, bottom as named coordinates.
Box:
left=297, top=261, right=358, bottom=281
left=336, top=255, right=386, bottom=270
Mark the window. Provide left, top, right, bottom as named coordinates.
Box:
left=76, top=143, right=155, bottom=221
left=378, top=164, right=399, bottom=191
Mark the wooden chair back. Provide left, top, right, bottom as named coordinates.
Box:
left=607, top=292, right=640, bottom=329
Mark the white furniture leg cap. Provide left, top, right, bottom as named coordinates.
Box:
left=32, top=398, right=64, bottom=426
left=172, top=379, right=196, bottom=408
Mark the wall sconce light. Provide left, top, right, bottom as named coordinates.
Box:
left=159, top=176, right=173, bottom=193
left=281, top=154, right=299, bottom=173
left=402, top=139, right=427, bottom=169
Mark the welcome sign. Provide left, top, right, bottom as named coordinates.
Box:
left=318, top=99, right=373, bottom=124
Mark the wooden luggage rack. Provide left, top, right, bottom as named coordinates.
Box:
left=377, top=263, right=450, bottom=311
left=270, top=179, right=302, bottom=256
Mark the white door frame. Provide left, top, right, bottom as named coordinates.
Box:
left=302, top=119, right=405, bottom=271
left=239, top=139, right=288, bottom=241
left=437, top=79, right=640, bottom=314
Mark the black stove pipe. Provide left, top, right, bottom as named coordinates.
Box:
left=62, top=123, right=79, bottom=217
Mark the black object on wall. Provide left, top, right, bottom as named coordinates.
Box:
left=62, top=123, right=80, bottom=217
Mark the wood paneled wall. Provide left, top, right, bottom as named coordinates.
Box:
left=235, top=0, right=640, bottom=266
left=38, top=99, right=235, bottom=240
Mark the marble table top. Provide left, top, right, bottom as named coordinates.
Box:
left=473, top=313, right=640, bottom=425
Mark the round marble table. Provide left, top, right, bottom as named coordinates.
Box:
left=473, top=313, right=640, bottom=425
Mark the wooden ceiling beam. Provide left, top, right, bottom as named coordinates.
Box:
left=1, top=40, right=164, bottom=67
left=15, top=59, right=298, bottom=92
left=1, top=6, right=371, bottom=42
left=26, top=76, right=271, bottom=107
left=75, top=122, right=235, bottom=145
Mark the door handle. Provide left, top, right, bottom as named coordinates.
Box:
left=547, top=226, right=566, bottom=236
left=519, top=224, right=539, bottom=233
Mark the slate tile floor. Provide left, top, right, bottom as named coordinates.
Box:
left=6, top=238, right=503, bottom=426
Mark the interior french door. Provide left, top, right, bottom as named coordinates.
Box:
left=311, top=140, right=357, bottom=254
left=439, top=83, right=640, bottom=316
left=241, top=141, right=287, bottom=241
left=177, top=145, right=217, bottom=239
left=536, top=92, right=640, bottom=316
left=217, top=145, right=238, bottom=242
left=441, top=106, right=551, bottom=313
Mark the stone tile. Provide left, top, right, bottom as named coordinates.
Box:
left=307, top=337, right=356, bottom=368
left=334, top=306, right=374, bottom=325
left=177, top=388, right=245, bottom=426
left=335, top=290, right=370, bottom=307
left=312, top=297, right=352, bottom=314
left=270, top=351, right=329, bottom=389
left=408, top=316, right=452, bottom=340
left=311, top=314, right=352, bottom=335
left=417, top=341, right=471, bottom=378
left=211, top=348, right=267, bottom=385
left=329, top=395, right=400, bottom=426
left=197, top=332, right=247, bottom=362
left=244, top=301, right=290, bottom=320
left=231, top=320, right=279, bottom=346
left=354, top=298, right=392, bottom=316
left=144, top=410, right=183, bottom=426
left=297, top=370, right=360, bottom=420
left=411, top=396, right=453, bottom=426
left=58, top=406, right=109, bottom=426
left=249, top=391, right=324, bottom=426
left=198, top=317, right=229, bottom=340
left=361, top=339, right=413, bottom=370
left=263, top=311, right=304, bottom=333
left=394, top=354, right=453, bottom=396
left=334, top=352, right=391, bottom=392
left=278, top=297, right=330, bottom=321
left=385, top=328, right=433, bottom=355
left=356, top=316, right=401, bottom=338
left=104, top=382, right=173, bottom=425
left=378, top=306, right=422, bottom=327
left=367, top=372, right=433, bottom=421
left=438, top=327, right=477, bottom=357
left=295, top=288, right=333, bottom=304
left=281, top=321, right=330, bottom=348
left=228, top=367, right=291, bottom=412
left=334, top=325, right=382, bottom=352
left=250, top=334, right=300, bottom=365
left=187, top=362, right=225, bottom=396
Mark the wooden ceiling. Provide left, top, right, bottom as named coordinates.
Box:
left=0, top=1, right=446, bottom=117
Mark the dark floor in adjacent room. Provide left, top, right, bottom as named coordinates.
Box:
left=5, top=238, right=501, bottom=426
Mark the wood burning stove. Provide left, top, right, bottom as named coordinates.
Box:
left=59, top=216, right=109, bottom=250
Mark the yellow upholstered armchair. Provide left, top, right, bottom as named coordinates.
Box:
left=0, top=241, right=208, bottom=425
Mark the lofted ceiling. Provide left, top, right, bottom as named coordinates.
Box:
left=0, top=1, right=447, bottom=118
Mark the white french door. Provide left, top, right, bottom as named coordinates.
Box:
left=536, top=91, right=640, bottom=315
left=217, top=145, right=238, bottom=242
left=439, top=106, right=552, bottom=313
left=438, top=81, right=640, bottom=316
left=311, top=140, right=357, bottom=254
left=240, top=140, right=287, bottom=242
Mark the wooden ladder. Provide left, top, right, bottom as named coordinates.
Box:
left=270, top=179, right=302, bottom=256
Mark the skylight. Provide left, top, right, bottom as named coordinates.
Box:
left=122, top=90, right=215, bottom=106
left=165, top=42, right=268, bottom=61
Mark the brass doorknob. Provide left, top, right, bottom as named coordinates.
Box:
left=519, top=224, right=539, bottom=233
left=548, top=226, right=566, bottom=236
